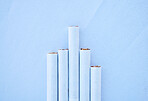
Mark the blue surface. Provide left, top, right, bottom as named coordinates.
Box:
left=0, top=0, right=148, bottom=101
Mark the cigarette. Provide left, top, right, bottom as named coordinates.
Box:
left=47, top=52, right=58, bottom=101
left=91, top=66, right=101, bottom=101
left=68, top=26, right=79, bottom=101
left=80, top=48, right=90, bottom=101
left=58, top=49, right=69, bottom=101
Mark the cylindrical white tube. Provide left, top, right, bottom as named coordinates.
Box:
left=68, top=26, right=79, bottom=101
left=58, top=49, right=69, bottom=101
left=47, top=52, right=58, bottom=101
left=91, top=66, right=101, bottom=101
left=80, top=48, right=90, bottom=101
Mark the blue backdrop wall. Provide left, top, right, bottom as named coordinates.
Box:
left=0, top=0, right=148, bottom=101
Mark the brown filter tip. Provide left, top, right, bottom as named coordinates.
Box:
left=48, top=52, right=58, bottom=54
left=69, top=25, right=79, bottom=27
left=81, top=48, right=90, bottom=50
left=91, top=66, right=101, bottom=68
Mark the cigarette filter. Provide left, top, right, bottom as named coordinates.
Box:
left=68, top=26, right=79, bottom=101
left=58, top=49, right=68, bottom=101
left=47, top=52, right=58, bottom=101
left=91, top=66, right=101, bottom=101
left=80, top=48, right=90, bottom=101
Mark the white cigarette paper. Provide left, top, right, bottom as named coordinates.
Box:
left=80, top=48, right=90, bottom=101
left=68, top=26, right=79, bottom=101
left=58, top=49, right=68, bottom=101
left=47, top=52, right=58, bottom=101
left=91, top=66, right=101, bottom=101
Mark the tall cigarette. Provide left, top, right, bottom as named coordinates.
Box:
left=91, top=66, right=101, bottom=101
left=47, top=52, right=58, bottom=101
left=68, top=26, right=79, bottom=101
left=58, top=49, right=69, bottom=101
left=80, top=48, right=90, bottom=101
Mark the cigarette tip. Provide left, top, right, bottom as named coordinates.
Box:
left=69, top=25, right=79, bottom=27
left=91, top=65, right=101, bottom=68
left=48, top=52, right=58, bottom=54
left=81, top=48, right=90, bottom=50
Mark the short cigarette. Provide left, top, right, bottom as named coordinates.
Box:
left=91, top=65, right=101, bottom=101
left=58, top=49, right=69, bottom=101
left=47, top=52, right=58, bottom=101
left=80, top=48, right=90, bottom=101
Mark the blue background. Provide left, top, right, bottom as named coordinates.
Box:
left=0, top=0, right=148, bottom=101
